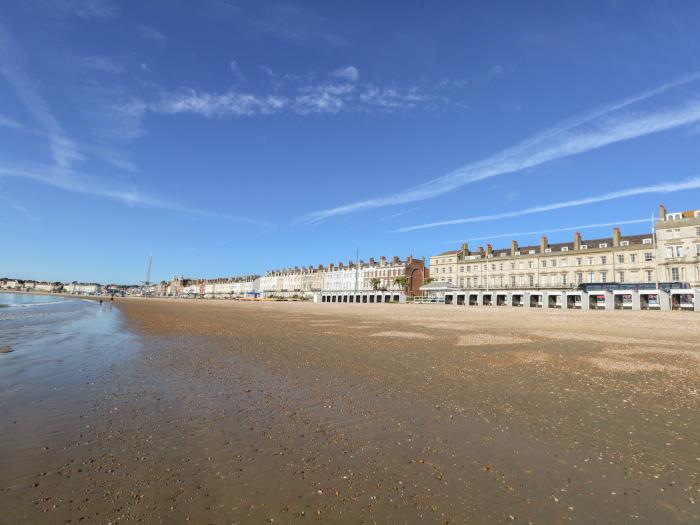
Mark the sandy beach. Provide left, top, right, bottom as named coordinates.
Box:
left=1, top=299, right=699, bottom=524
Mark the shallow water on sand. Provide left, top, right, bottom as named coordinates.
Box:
left=0, top=294, right=136, bottom=486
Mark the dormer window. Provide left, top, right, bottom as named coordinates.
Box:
left=620, top=240, right=630, bottom=247
left=599, top=243, right=608, bottom=248
left=544, top=248, right=551, bottom=253
left=528, top=249, right=535, bottom=254
left=581, top=244, right=588, bottom=250
left=562, top=246, right=569, bottom=252
left=642, top=238, right=652, bottom=244
left=515, top=251, right=521, bottom=256
left=500, top=252, right=506, bottom=257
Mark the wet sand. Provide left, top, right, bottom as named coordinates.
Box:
left=1, top=299, right=699, bottom=524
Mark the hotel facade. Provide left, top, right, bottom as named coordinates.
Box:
left=429, top=205, right=700, bottom=291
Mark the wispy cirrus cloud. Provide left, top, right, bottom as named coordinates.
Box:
left=396, top=176, right=700, bottom=233
left=0, top=160, right=263, bottom=223
left=0, top=23, right=258, bottom=224
left=48, top=0, right=118, bottom=19
left=152, top=65, right=443, bottom=117
left=0, top=196, right=40, bottom=222
left=137, top=24, right=166, bottom=46
left=299, top=71, right=700, bottom=225
left=0, top=22, right=84, bottom=170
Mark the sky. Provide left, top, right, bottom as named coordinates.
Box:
left=2, top=0, right=700, bottom=284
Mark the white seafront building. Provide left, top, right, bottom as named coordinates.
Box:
left=424, top=204, right=700, bottom=311
left=259, top=255, right=427, bottom=301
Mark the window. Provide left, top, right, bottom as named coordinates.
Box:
left=600, top=256, right=607, bottom=265
left=630, top=254, right=637, bottom=263
left=510, top=262, right=515, bottom=270
left=560, top=258, right=568, bottom=267
left=528, top=249, right=536, bottom=254
left=696, top=244, right=700, bottom=256
left=581, top=244, right=588, bottom=250
left=671, top=267, right=680, bottom=281
left=499, top=263, right=503, bottom=270
left=528, top=261, right=533, bottom=269
left=576, top=272, right=583, bottom=284
left=587, top=257, right=594, bottom=265
left=510, top=275, right=516, bottom=287
left=551, top=274, right=558, bottom=286
left=460, top=266, right=464, bottom=272
left=528, top=274, right=534, bottom=287
left=617, top=254, right=624, bottom=264
left=644, top=252, right=653, bottom=262
left=600, top=271, right=607, bottom=283
left=542, top=260, right=547, bottom=268
left=562, top=246, right=569, bottom=252
left=576, top=257, right=582, bottom=266
left=474, top=277, right=479, bottom=287
left=540, top=275, right=548, bottom=287
left=696, top=227, right=700, bottom=237
left=618, top=271, right=625, bottom=283
left=599, top=243, right=608, bottom=248
left=545, top=248, right=551, bottom=253
left=646, top=270, right=653, bottom=282
left=519, top=275, right=524, bottom=286
left=551, top=259, right=557, bottom=267
left=621, top=240, right=630, bottom=247
left=562, top=273, right=568, bottom=286
left=587, top=272, right=594, bottom=283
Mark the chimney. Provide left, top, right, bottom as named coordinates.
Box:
left=318, top=264, right=324, bottom=271
left=380, top=256, right=386, bottom=266
left=540, top=236, right=548, bottom=253
left=338, top=261, right=344, bottom=269
left=392, top=255, right=399, bottom=265
left=658, top=204, right=667, bottom=221
left=574, top=232, right=581, bottom=251
left=486, top=244, right=493, bottom=256
left=511, top=240, right=518, bottom=256
left=461, top=243, right=469, bottom=256
left=613, top=227, right=621, bottom=247
left=477, top=245, right=485, bottom=255
left=369, top=257, right=375, bottom=266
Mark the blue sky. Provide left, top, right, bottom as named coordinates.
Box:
left=2, top=1, right=700, bottom=284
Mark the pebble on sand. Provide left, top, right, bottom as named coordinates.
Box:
left=0, top=345, right=13, bottom=353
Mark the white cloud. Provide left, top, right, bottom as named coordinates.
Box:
left=331, top=66, right=359, bottom=82
left=229, top=60, right=245, bottom=81
left=0, top=25, right=85, bottom=170
left=0, top=114, right=25, bottom=130
left=299, top=71, right=700, bottom=224
left=0, top=196, right=40, bottom=222
left=137, top=25, right=166, bottom=46
left=76, top=55, right=125, bottom=74
left=0, top=160, right=261, bottom=223
left=395, top=177, right=700, bottom=233
left=51, top=0, right=118, bottom=19
left=151, top=66, right=437, bottom=118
